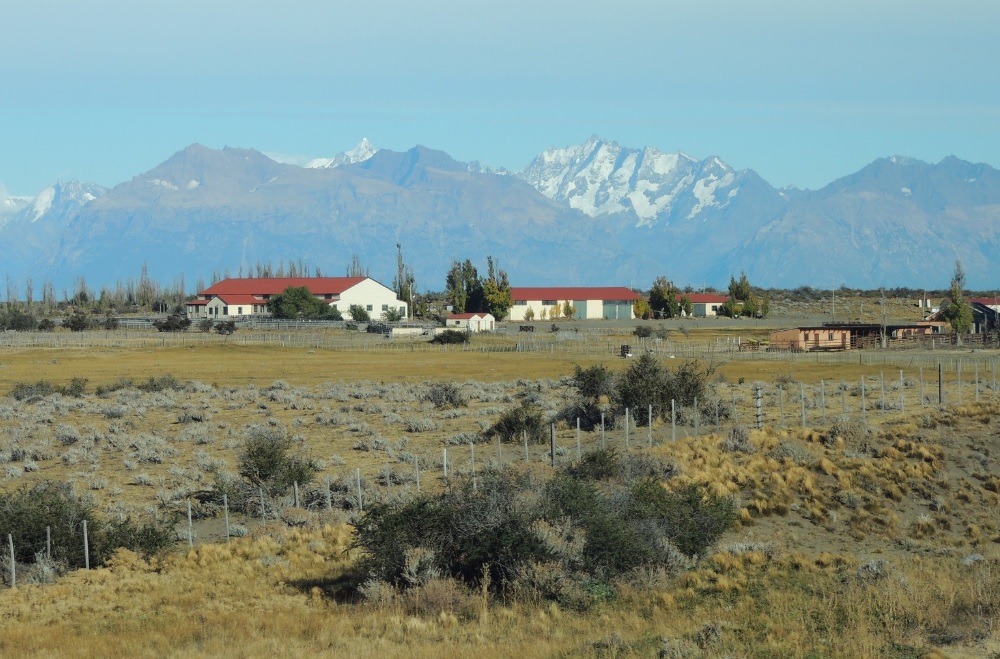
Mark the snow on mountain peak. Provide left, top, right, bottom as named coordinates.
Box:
left=30, top=186, right=56, bottom=222
left=306, top=138, right=377, bottom=169
left=518, top=139, right=743, bottom=224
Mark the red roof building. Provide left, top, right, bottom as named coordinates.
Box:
left=185, top=276, right=406, bottom=321
left=509, top=286, right=639, bottom=321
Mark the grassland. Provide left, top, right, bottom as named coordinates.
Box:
left=0, top=323, right=998, bottom=657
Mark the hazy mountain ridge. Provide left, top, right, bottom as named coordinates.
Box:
left=3, top=140, right=999, bottom=291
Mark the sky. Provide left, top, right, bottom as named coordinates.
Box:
left=1, top=0, right=998, bottom=195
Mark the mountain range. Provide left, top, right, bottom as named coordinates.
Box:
left=2, top=138, right=999, bottom=293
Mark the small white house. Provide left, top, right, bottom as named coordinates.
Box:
left=188, top=277, right=408, bottom=320
left=682, top=294, right=730, bottom=318
left=446, top=312, right=496, bottom=332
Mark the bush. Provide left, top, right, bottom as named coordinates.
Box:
left=430, top=330, right=469, bottom=345
left=9, top=378, right=87, bottom=400
left=198, top=319, right=214, bottom=333
left=0, top=481, right=176, bottom=570
left=237, top=425, right=318, bottom=495
left=348, top=305, right=371, bottom=322
left=137, top=374, right=182, bottom=393
left=489, top=400, right=547, bottom=444
left=64, top=310, right=91, bottom=332
left=0, top=309, right=38, bottom=331
left=215, top=320, right=237, bottom=335
left=351, top=450, right=732, bottom=606
left=576, top=354, right=711, bottom=426
left=37, top=318, right=56, bottom=332
left=632, top=325, right=652, bottom=338
left=153, top=314, right=191, bottom=332
left=422, top=382, right=468, bottom=409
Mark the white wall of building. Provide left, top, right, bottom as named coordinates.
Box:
left=510, top=298, right=630, bottom=321
left=332, top=279, right=408, bottom=319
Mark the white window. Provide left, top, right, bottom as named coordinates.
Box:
left=366, top=304, right=373, bottom=312
left=382, top=304, right=388, bottom=311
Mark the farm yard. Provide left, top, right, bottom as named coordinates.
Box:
left=0, top=321, right=998, bottom=658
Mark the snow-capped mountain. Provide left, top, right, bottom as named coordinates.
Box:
left=305, top=138, right=377, bottom=169
left=518, top=136, right=760, bottom=226
left=3, top=140, right=1000, bottom=291
left=0, top=194, right=32, bottom=229
left=1, top=180, right=107, bottom=279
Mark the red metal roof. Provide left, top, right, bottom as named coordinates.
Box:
left=449, top=313, right=488, bottom=319
left=212, top=294, right=266, bottom=305
left=200, top=277, right=367, bottom=297
left=186, top=299, right=208, bottom=306
left=511, top=287, right=640, bottom=301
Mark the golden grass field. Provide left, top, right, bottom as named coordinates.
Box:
left=0, top=325, right=998, bottom=658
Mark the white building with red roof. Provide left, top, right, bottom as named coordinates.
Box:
left=509, top=287, right=640, bottom=321
left=186, top=277, right=407, bottom=320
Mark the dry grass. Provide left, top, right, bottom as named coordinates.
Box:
left=0, top=335, right=999, bottom=657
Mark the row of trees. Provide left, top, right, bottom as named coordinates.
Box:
left=444, top=256, right=513, bottom=319
left=634, top=273, right=769, bottom=320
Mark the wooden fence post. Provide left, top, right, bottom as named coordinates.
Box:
left=356, top=468, right=363, bottom=512
left=550, top=424, right=556, bottom=468
left=223, top=493, right=231, bottom=543
left=8, top=534, right=14, bottom=587
left=83, top=520, right=90, bottom=570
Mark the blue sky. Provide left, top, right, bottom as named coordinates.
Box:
left=1, top=0, right=997, bottom=195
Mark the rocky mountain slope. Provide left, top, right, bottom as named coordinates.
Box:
left=3, top=140, right=999, bottom=291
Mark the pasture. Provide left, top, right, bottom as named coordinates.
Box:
left=0, top=325, right=998, bottom=657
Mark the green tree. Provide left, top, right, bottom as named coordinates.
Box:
left=392, top=243, right=415, bottom=318
left=481, top=256, right=513, bottom=320
left=633, top=298, right=652, bottom=319
left=678, top=295, right=693, bottom=317
left=728, top=272, right=752, bottom=302
left=349, top=304, right=371, bottom=322
left=445, top=260, right=480, bottom=313
left=648, top=277, right=680, bottom=318
left=266, top=286, right=340, bottom=319
left=942, top=259, right=973, bottom=342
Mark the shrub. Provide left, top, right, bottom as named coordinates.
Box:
left=348, top=305, right=371, bottom=322
left=0, top=481, right=176, bottom=570
left=63, top=310, right=91, bottom=332
left=351, top=450, right=730, bottom=606
left=237, top=425, right=318, bottom=495
left=215, top=320, right=237, bottom=335
left=0, top=309, right=38, bottom=331
left=598, top=354, right=710, bottom=425
left=152, top=315, right=191, bottom=332
left=632, top=325, right=652, bottom=338
left=37, top=318, right=56, bottom=332
left=430, top=330, right=469, bottom=345
left=489, top=400, right=547, bottom=444
left=137, top=374, right=182, bottom=393
left=9, top=378, right=87, bottom=400
left=423, top=382, right=468, bottom=409
left=198, top=319, right=214, bottom=333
